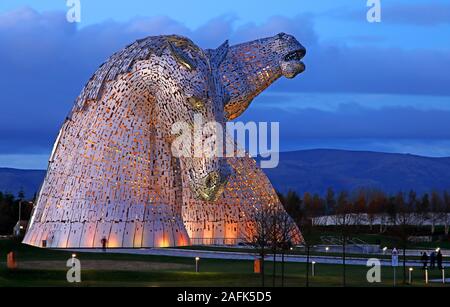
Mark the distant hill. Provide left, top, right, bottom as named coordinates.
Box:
left=0, top=168, right=45, bottom=199
left=2, top=149, right=450, bottom=199
left=260, top=149, right=450, bottom=195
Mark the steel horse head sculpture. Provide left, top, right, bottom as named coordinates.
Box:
left=23, top=33, right=306, bottom=248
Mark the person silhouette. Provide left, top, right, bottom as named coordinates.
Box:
left=430, top=251, right=436, bottom=269
left=421, top=252, right=429, bottom=270
left=437, top=250, right=443, bottom=270
left=101, top=237, right=108, bottom=252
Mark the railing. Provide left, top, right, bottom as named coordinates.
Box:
left=320, top=236, right=375, bottom=253
left=189, top=238, right=246, bottom=246
left=320, top=236, right=343, bottom=245
left=348, top=237, right=370, bottom=253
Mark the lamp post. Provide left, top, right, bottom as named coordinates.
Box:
left=195, top=257, right=200, bottom=273
left=17, top=200, right=33, bottom=236
left=71, top=253, right=77, bottom=266
left=409, top=267, right=413, bottom=285
left=18, top=199, right=22, bottom=225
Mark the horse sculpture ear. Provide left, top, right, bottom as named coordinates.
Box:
left=207, top=40, right=229, bottom=68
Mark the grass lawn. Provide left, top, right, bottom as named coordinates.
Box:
left=0, top=239, right=448, bottom=287
left=176, top=245, right=430, bottom=261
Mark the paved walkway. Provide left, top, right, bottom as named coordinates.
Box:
left=68, top=248, right=450, bottom=268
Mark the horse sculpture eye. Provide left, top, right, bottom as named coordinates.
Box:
left=188, top=97, right=206, bottom=111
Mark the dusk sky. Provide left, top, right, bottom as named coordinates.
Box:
left=0, top=0, right=449, bottom=169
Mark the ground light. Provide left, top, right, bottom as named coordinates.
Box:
left=442, top=267, right=446, bottom=284
left=409, top=267, right=414, bottom=284
left=71, top=253, right=77, bottom=266
left=195, top=257, right=200, bottom=273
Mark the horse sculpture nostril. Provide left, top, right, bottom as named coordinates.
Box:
left=298, top=47, right=306, bottom=58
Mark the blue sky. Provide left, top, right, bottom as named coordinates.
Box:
left=0, top=0, right=449, bottom=169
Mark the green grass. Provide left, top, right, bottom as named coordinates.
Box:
left=176, top=245, right=427, bottom=261
left=0, top=239, right=448, bottom=287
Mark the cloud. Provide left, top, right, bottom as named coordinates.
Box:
left=237, top=102, right=450, bottom=157
left=385, top=3, right=450, bottom=26
left=329, top=2, right=450, bottom=26
left=240, top=102, right=450, bottom=140
left=273, top=43, right=450, bottom=96
left=231, top=14, right=318, bottom=46
left=0, top=6, right=449, bottom=162
left=0, top=8, right=317, bottom=155
left=384, top=3, right=450, bottom=26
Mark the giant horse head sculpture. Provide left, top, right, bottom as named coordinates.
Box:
left=23, top=33, right=305, bottom=248
left=133, top=33, right=306, bottom=202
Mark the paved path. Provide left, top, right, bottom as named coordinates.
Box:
left=68, top=248, right=450, bottom=268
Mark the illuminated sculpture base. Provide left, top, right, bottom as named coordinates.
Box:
left=23, top=156, right=292, bottom=248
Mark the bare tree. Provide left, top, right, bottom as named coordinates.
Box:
left=391, top=190, right=424, bottom=284
left=386, top=195, right=398, bottom=228
left=352, top=189, right=368, bottom=229
left=430, top=191, right=444, bottom=234
left=276, top=209, right=300, bottom=287
left=279, top=190, right=316, bottom=287
left=249, top=201, right=300, bottom=288
left=444, top=191, right=450, bottom=236
left=334, top=191, right=354, bottom=287
left=269, top=207, right=279, bottom=287
left=325, top=187, right=336, bottom=215
left=417, top=193, right=430, bottom=228
left=246, top=203, right=274, bottom=287
left=368, top=190, right=388, bottom=233
left=367, top=191, right=384, bottom=231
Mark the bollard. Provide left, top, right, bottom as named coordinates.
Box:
left=443, top=268, right=446, bottom=284
left=425, top=268, right=429, bottom=285
left=409, top=268, right=413, bottom=285
left=312, top=261, right=316, bottom=277
left=254, top=258, right=261, bottom=274
left=195, top=257, right=200, bottom=273
left=7, top=252, right=17, bottom=270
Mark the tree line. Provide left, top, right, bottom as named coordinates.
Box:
left=0, top=191, right=34, bottom=235
left=280, top=188, right=450, bottom=235
left=276, top=188, right=450, bottom=286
